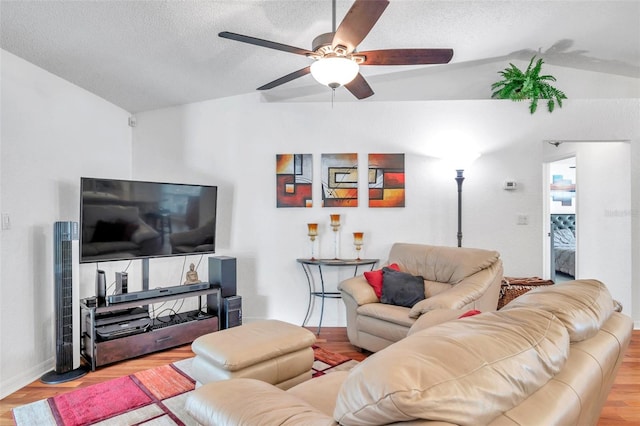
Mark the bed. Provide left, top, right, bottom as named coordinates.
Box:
left=551, top=214, right=576, bottom=277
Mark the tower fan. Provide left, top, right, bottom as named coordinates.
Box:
left=41, top=221, right=88, bottom=383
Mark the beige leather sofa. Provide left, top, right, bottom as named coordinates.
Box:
left=186, top=279, right=632, bottom=426
left=339, top=243, right=504, bottom=352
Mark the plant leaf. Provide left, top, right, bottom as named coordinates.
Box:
left=491, top=55, right=566, bottom=114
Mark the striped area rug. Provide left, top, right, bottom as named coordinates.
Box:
left=12, top=347, right=357, bottom=425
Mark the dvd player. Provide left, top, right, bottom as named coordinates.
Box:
left=96, top=317, right=152, bottom=340
left=95, top=307, right=150, bottom=327
left=106, top=282, right=211, bottom=305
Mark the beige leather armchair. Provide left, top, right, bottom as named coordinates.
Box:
left=338, top=243, right=503, bottom=352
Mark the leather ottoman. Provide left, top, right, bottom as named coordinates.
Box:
left=191, top=319, right=317, bottom=389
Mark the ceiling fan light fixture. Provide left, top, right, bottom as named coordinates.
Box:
left=310, top=56, right=359, bottom=88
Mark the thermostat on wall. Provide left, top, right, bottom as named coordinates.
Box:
left=503, top=180, right=517, bottom=190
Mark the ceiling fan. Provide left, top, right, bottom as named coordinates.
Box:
left=218, top=0, right=454, bottom=99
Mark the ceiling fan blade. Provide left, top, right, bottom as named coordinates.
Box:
left=358, top=48, right=454, bottom=65
left=344, top=73, right=374, bottom=99
left=333, top=0, right=389, bottom=53
left=219, top=31, right=314, bottom=56
left=257, top=66, right=311, bottom=90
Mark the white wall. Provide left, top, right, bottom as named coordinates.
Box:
left=132, top=95, right=640, bottom=331
left=577, top=143, right=632, bottom=306
left=0, top=50, right=132, bottom=398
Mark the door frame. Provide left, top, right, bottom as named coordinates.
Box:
left=542, top=151, right=577, bottom=280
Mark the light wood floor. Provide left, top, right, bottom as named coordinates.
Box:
left=1, top=328, right=637, bottom=425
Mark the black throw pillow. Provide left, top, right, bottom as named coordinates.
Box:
left=380, top=267, right=426, bottom=308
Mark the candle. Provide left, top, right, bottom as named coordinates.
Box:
left=330, top=214, right=341, bottom=227
left=307, top=223, right=318, bottom=239
left=307, top=223, right=318, bottom=260
left=353, top=232, right=363, bottom=245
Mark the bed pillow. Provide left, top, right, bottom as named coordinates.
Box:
left=380, top=268, right=425, bottom=308
left=364, top=263, right=400, bottom=298
left=554, top=228, right=575, bottom=246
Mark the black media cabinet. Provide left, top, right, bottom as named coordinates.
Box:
left=80, top=285, right=221, bottom=371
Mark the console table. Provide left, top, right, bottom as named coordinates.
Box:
left=80, top=286, right=221, bottom=370
left=296, top=258, right=378, bottom=335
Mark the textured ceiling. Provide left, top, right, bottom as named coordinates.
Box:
left=1, top=0, right=639, bottom=113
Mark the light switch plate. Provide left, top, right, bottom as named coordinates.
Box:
left=2, top=213, right=10, bottom=230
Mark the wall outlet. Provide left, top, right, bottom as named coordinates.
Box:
left=517, top=214, right=529, bottom=225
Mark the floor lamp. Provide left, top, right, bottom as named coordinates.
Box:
left=447, top=152, right=480, bottom=248
left=455, top=169, right=465, bottom=247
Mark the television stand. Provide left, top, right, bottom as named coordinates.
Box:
left=80, top=285, right=220, bottom=371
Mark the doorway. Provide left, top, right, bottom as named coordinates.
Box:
left=546, top=157, right=576, bottom=282
left=542, top=141, right=632, bottom=306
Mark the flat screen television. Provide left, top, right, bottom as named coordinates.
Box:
left=80, top=177, right=217, bottom=263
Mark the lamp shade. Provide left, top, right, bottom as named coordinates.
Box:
left=310, top=57, right=359, bottom=89
left=439, top=151, right=481, bottom=172
left=451, top=151, right=481, bottom=171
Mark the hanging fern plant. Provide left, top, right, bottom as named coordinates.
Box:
left=491, top=56, right=567, bottom=114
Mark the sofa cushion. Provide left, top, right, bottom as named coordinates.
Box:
left=380, top=268, right=425, bottom=308
left=363, top=263, right=400, bottom=299
left=186, top=378, right=334, bottom=426
left=388, top=243, right=500, bottom=284
left=288, top=371, right=350, bottom=417
left=334, top=308, right=569, bottom=426
left=501, top=279, right=613, bottom=342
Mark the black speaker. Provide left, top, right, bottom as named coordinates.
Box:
left=96, top=269, right=106, bottom=306
left=209, top=256, right=236, bottom=298
left=222, top=296, right=242, bottom=329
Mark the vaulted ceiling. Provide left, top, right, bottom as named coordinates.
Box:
left=2, top=0, right=638, bottom=113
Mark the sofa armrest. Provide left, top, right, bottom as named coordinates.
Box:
left=409, top=260, right=502, bottom=318
left=338, top=276, right=378, bottom=306
left=186, top=378, right=335, bottom=426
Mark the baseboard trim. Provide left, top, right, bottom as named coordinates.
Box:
left=0, top=357, right=53, bottom=400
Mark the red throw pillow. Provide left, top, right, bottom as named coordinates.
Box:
left=458, top=309, right=482, bottom=319
left=364, top=263, right=400, bottom=299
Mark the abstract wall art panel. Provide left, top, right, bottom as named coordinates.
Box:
left=276, top=154, right=313, bottom=208
left=368, top=153, right=405, bottom=207
left=551, top=174, right=576, bottom=207
left=321, top=153, right=358, bottom=207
